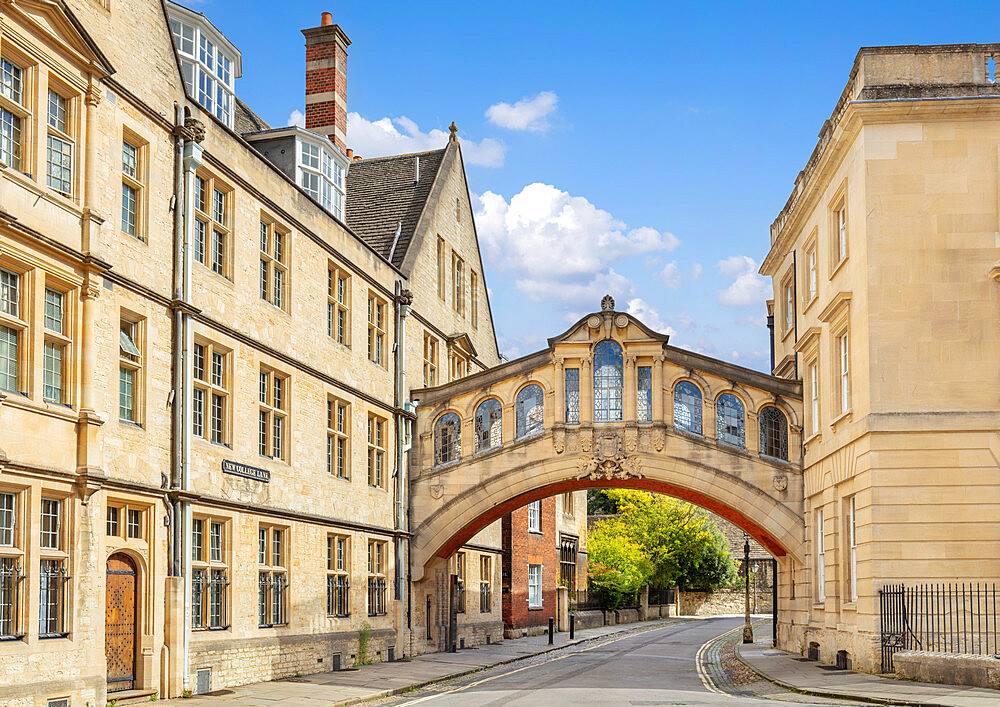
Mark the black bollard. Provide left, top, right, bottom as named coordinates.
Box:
left=548, top=617, right=554, bottom=644
left=570, top=613, right=575, bottom=640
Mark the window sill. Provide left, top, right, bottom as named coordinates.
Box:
left=528, top=529, right=543, bottom=535
left=122, top=230, right=147, bottom=244
left=841, top=602, right=857, bottom=611
left=829, top=256, right=849, bottom=280
left=830, top=409, right=852, bottom=429
left=803, top=431, right=822, bottom=448
left=39, top=632, right=70, bottom=640
left=802, top=294, right=818, bottom=317
left=812, top=601, right=826, bottom=609
left=118, top=419, right=144, bottom=429
left=527, top=606, right=544, bottom=611
left=368, top=484, right=388, bottom=492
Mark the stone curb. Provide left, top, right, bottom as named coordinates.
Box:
left=324, top=617, right=693, bottom=706
left=732, top=640, right=954, bottom=707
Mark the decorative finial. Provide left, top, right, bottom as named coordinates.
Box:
left=449, top=121, right=458, bottom=143
left=601, top=294, right=615, bottom=312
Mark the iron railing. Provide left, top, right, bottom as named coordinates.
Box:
left=880, top=583, right=1000, bottom=673
left=0, top=558, right=25, bottom=640
left=38, top=560, right=70, bottom=637
left=327, top=575, right=349, bottom=617
left=648, top=587, right=675, bottom=606
left=368, top=577, right=387, bottom=616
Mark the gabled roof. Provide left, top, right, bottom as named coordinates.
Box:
left=345, top=147, right=447, bottom=268
left=234, top=97, right=270, bottom=135
left=12, top=0, right=115, bottom=76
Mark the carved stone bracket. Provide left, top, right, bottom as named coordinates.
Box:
left=553, top=427, right=566, bottom=454
left=178, top=116, right=206, bottom=143
left=772, top=474, right=788, bottom=492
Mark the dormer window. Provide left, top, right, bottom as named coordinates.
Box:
left=167, top=2, right=242, bottom=129
left=298, top=138, right=345, bottom=220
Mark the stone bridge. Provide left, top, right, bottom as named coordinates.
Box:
left=409, top=300, right=805, bottom=584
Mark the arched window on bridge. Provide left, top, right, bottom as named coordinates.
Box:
left=673, top=381, right=703, bottom=434
left=434, top=412, right=461, bottom=466
left=475, top=399, right=502, bottom=452
left=516, top=384, right=544, bottom=439
left=593, top=340, right=623, bottom=422
left=716, top=393, right=745, bottom=448
left=759, top=405, right=788, bottom=460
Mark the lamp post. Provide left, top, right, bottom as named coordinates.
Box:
left=743, top=535, right=754, bottom=644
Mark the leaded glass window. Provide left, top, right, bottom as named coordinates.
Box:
left=674, top=381, right=702, bottom=434
left=593, top=340, right=623, bottom=422
left=759, top=405, right=788, bottom=460
left=516, top=384, right=544, bottom=439
left=637, top=366, right=652, bottom=422
left=474, top=399, right=502, bottom=453
left=434, top=412, right=461, bottom=465
left=716, top=393, right=745, bottom=448
left=565, top=368, right=579, bottom=423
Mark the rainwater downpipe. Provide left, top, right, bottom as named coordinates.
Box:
left=393, top=281, right=411, bottom=653
left=170, top=104, right=184, bottom=578
left=180, top=133, right=204, bottom=692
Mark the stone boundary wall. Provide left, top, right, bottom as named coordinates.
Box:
left=189, top=628, right=396, bottom=692
left=893, top=651, right=1000, bottom=690
left=679, top=588, right=773, bottom=616
left=456, top=618, right=504, bottom=648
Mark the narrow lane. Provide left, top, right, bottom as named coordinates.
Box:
left=388, top=617, right=854, bottom=706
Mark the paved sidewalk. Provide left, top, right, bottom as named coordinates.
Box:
left=159, top=617, right=688, bottom=706
left=736, top=627, right=1000, bottom=707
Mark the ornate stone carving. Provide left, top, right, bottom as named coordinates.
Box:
left=397, top=289, right=413, bottom=305
left=601, top=294, right=615, bottom=311
left=587, top=315, right=602, bottom=329
left=179, top=116, right=206, bottom=143
left=577, top=431, right=643, bottom=481
left=772, top=474, right=788, bottom=492
left=651, top=427, right=665, bottom=452
left=579, top=428, right=594, bottom=453
left=553, top=427, right=566, bottom=454
left=222, top=474, right=270, bottom=506
left=429, top=483, right=445, bottom=499
left=614, top=314, right=629, bottom=329
left=624, top=427, right=638, bottom=452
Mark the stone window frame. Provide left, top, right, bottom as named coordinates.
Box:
left=257, top=524, right=289, bottom=628
left=815, top=507, right=826, bottom=604
left=41, top=277, right=73, bottom=406
left=452, top=551, right=466, bottom=613
left=451, top=250, right=465, bottom=316
left=479, top=555, right=492, bottom=613
left=515, top=383, right=545, bottom=440
left=672, top=380, right=703, bottom=436
left=326, top=534, right=350, bottom=617
left=193, top=338, right=231, bottom=447
left=192, top=169, right=234, bottom=279
left=327, top=396, right=350, bottom=480
left=527, top=500, right=542, bottom=534
left=120, top=127, right=148, bottom=241
left=259, top=214, right=290, bottom=312
left=636, top=365, right=652, bottom=423
left=327, top=263, right=351, bottom=347
left=422, top=332, right=438, bottom=387
left=43, top=77, right=77, bottom=199
left=0, top=262, right=28, bottom=396
left=258, top=365, right=290, bottom=462
left=191, top=514, right=230, bottom=631
left=0, top=485, right=26, bottom=640
left=592, top=339, right=624, bottom=423
left=845, top=496, right=857, bottom=604
left=366, top=291, right=387, bottom=368
left=802, top=228, right=819, bottom=311
left=367, top=539, right=388, bottom=617
left=436, top=236, right=446, bottom=301
left=832, top=326, right=851, bottom=421
left=0, top=51, right=32, bottom=175
left=780, top=270, right=795, bottom=340
left=829, top=180, right=849, bottom=277
left=38, top=492, right=72, bottom=639
left=470, top=270, right=479, bottom=329
left=715, top=392, right=746, bottom=449
left=564, top=367, right=580, bottom=424
left=367, top=412, right=388, bottom=489
left=757, top=404, right=789, bottom=461
left=474, top=397, right=502, bottom=453
left=433, top=411, right=461, bottom=467
left=119, top=310, right=144, bottom=425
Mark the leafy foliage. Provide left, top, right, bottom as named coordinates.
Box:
left=587, top=488, right=619, bottom=515
left=587, top=520, right=652, bottom=607
left=587, top=490, right=738, bottom=593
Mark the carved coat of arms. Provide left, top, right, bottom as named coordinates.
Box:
left=577, top=431, right=643, bottom=481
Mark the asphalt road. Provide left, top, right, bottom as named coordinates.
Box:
left=388, top=617, right=855, bottom=706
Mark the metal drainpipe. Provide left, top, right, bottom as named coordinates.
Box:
left=393, top=281, right=411, bottom=654
left=180, top=134, right=204, bottom=691
left=171, top=104, right=184, bottom=578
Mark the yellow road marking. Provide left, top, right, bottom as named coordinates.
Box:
left=694, top=625, right=744, bottom=696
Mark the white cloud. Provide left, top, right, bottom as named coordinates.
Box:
left=473, top=183, right=680, bottom=305
left=657, top=262, right=681, bottom=290
left=676, top=312, right=695, bottom=330
left=287, top=109, right=306, bottom=128
left=342, top=113, right=505, bottom=167
left=626, top=298, right=676, bottom=337
left=485, top=91, right=558, bottom=132
left=691, top=263, right=703, bottom=279
left=716, top=255, right=770, bottom=307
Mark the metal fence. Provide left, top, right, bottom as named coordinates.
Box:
left=880, top=583, right=1000, bottom=673
left=648, top=587, right=675, bottom=606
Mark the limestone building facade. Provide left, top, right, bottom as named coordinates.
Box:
left=761, top=43, right=1000, bottom=671
left=0, top=0, right=505, bottom=703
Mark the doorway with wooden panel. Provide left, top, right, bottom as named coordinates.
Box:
left=105, top=553, right=137, bottom=692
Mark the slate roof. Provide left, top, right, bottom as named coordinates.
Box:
left=345, top=148, right=446, bottom=268
left=234, top=97, right=270, bottom=135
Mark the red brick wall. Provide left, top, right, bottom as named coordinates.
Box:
left=502, top=497, right=559, bottom=630
left=304, top=38, right=348, bottom=152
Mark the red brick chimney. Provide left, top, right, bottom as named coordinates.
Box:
left=302, top=12, right=351, bottom=153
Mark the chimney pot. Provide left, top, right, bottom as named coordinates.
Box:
left=321, top=11, right=333, bottom=26
left=346, top=148, right=354, bottom=159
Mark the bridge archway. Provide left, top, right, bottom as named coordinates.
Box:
left=409, top=301, right=805, bottom=584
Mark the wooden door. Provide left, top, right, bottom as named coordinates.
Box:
left=106, top=553, right=137, bottom=692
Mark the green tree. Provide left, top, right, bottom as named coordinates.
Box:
left=587, top=518, right=652, bottom=608
left=589, top=490, right=738, bottom=592
left=587, top=488, right=618, bottom=515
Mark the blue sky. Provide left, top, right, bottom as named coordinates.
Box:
left=194, top=1, right=996, bottom=370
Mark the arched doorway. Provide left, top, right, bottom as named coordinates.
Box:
left=106, top=553, right=137, bottom=692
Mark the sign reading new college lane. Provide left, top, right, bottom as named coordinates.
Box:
left=222, top=459, right=271, bottom=483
